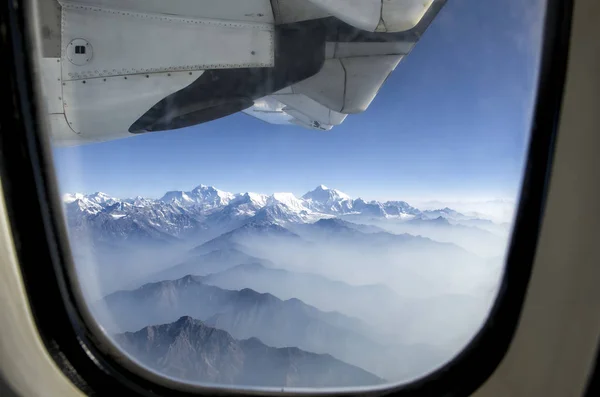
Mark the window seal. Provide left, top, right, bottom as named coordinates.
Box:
left=0, top=0, right=573, bottom=396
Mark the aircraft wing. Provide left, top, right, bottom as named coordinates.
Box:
left=243, top=42, right=408, bottom=131
left=35, top=0, right=446, bottom=145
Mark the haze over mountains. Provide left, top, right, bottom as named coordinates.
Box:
left=115, top=316, right=384, bottom=387
left=63, top=184, right=508, bottom=387
left=64, top=184, right=507, bottom=274
left=102, top=275, right=423, bottom=380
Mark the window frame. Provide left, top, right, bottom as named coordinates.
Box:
left=0, top=0, right=573, bottom=395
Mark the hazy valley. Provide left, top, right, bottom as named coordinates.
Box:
left=63, top=184, right=508, bottom=386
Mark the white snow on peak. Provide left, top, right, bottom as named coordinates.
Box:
left=63, top=193, right=85, bottom=203
left=267, top=192, right=307, bottom=212
left=302, top=185, right=351, bottom=203
left=72, top=197, right=103, bottom=215
left=131, top=196, right=153, bottom=207
left=160, top=190, right=194, bottom=204
left=62, top=192, right=118, bottom=214
left=332, top=189, right=351, bottom=201
left=244, top=192, right=269, bottom=207
left=160, top=185, right=235, bottom=208
left=62, top=184, right=485, bottom=225
left=87, top=192, right=117, bottom=204
left=192, top=185, right=235, bottom=203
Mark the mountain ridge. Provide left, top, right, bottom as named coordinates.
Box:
left=115, top=316, right=384, bottom=387
left=62, top=184, right=495, bottom=248
left=101, top=275, right=406, bottom=378
left=64, top=184, right=487, bottom=224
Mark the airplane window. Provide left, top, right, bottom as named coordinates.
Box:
left=28, top=0, right=547, bottom=392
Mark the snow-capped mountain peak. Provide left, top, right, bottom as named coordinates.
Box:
left=191, top=185, right=234, bottom=200
left=190, top=185, right=235, bottom=207
left=159, top=185, right=235, bottom=209
left=87, top=192, right=117, bottom=205
left=60, top=183, right=493, bottom=249
left=127, top=196, right=154, bottom=207
left=251, top=202, right=306, bottom=226
left=302, top=185, right=352, bottom=214
left=63, top=192, right=85, bottom=204
left=65, top=195, right=104, bottom=215
left=267, top=192, right=307, bottom=212
left=160, top=190, right=194, bottom=204
left=351, top=198, right=386, bottom=217
left=61, top=184, right=424, bottom=222
left=238, top=192, right=269, bottom=207
left=303, top=185, right=351, bottom=203
left=62, top=192, right=118, bottom=215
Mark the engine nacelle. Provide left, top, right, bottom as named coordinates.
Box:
left=33, top=0, right=445, bottom=146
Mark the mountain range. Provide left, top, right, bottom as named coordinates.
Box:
left=103, top=275, right=445, bottom=381
left=64, top=183, right=505, bottom=386
left=115, top=316, right=384, bottom=387
left=199, top=260, right=402, bottom=325
left=63, top=184, right=491, bottom=247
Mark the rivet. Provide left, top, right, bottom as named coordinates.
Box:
left=103, top=78, right=106, bottom=81
left=189, top=72, right=192, bottom=75
left=124, top=76, right=127, bottom=79
left=82, top=80, right=86, bottom=84
left=146, top=75, right=149, bottom=78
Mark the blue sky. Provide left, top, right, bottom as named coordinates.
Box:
left=52, top=0, right=546, bottom=203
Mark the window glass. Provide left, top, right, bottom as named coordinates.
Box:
left=35, top=0, right=546, bottom=390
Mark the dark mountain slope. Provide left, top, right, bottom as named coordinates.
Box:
left=115, top=316, right=384, bottom=387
